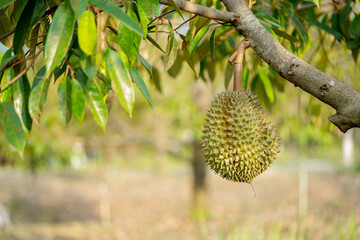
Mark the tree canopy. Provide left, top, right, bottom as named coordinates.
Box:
left=0, top=0, right=360, bottom=156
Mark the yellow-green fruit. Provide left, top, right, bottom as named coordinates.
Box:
left=201, top=91, right=280, bottom=183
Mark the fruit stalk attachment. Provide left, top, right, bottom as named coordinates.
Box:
left=228, top=38, right=250, bottom=91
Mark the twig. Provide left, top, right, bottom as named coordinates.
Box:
left=148, top=9, right=176, bottom=26
left=0, top=28, right=15, bottom=42
left=248, top=0, right=256, bottom=9
left=228, top=38, right=250, bottom=91
left=173, top=15, right=197, bottom=32
left=0, top=47, right=44, bottom=88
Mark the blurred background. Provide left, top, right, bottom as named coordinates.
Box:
left=0, top=9, right=360, bottom=240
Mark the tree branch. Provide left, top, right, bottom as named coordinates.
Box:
left=159, top=0, right=360, bottom=132
left=159, top=0, right=237, bottom=23
left=219, top=0, right=360, bottom=133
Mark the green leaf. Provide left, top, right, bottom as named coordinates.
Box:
left=303, top=18, right=343, bottom=40
left=13, top=0, right=37, bottom=54
left=291, top=15, right=309, bottom=44
left=70, top=0, right=88, bottom=19
left=137, top=4, right=148, bottom=37
left=29, top=67, right=50, bottom=125
left=224, top=63, right=233, bottom=90
left=12, top=0, right=29, bottom=22
left=258, top=65, right=274, bottom=104
left=242, top=68, right=249, bottom=90
left=189, top=25, right=210, bottom=56
left=255, top=12, right=285, bottom=29
left=137, top=54, right=152, bottom=78
left=146, top=34, right=165, bottom=53
left=44, top=1, right=75, bottom=75
left=117, top=20, right=138, bottom=64
left=209, top=28, right=216, bottom=60
left=0, top=103, right=26, bottom=155
left=167, top=0, right=184, bottom=20
left=84, top=79, right=108, bottom=130
left=0, top=67, right=14, bottom=103
left=89, top=0, right=143, bottom=36
left=164, top=38, right=178, bottom=71
left=350, top=15, right=360, bottom=39
left=312, top=0, right=321, bottom=7
left=78, top=10, right=97, bottom=55
left=130, top=66, right=153, bottom=108
left=138, top=0, right=159, bottom=19
left=259, top=19, right=279, bottom=41
left=58, top=76, right=72, bottom=124
left=0, top=55, right=17, bottom=73
left=340, top=0, right=352, bottom=38
left=1, top=48, right=12, bottom=64
left=13, top=75, right=32, bottom=135
left=0, top=0, right=16, bottom=11
left=105, top=49, right=135, bottom=116
left=71, top=78, right=85, bottom=123
left=29, top=23, right=40, bottom=57
left=272, top=27, right=299, bottom=42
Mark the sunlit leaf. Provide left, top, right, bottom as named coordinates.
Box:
left=0, top=67, right=14, bottom=103
left=189, top=25, right=209, bottom=56
left=29, top=67, right=50, bottom=125
left=58, top=76, right=72, bottom=124
left=78, top=10, right=97, bottom=55
left=89, top=0, right=143, bottom=36
left=131, top=66, right=153, bottom=108
left=13, top=75, right=32, bottom=135
left=77, top=69, right=108, bottom=129
left=0, top=103, right=26, bottom=155
left=117, top=18, right=138, bottom=64
left=84, top=79, right=108, bottom=130
left=138, top=0, right=159, bottom=19
left=44, top=1, right=75, bottom=75
left=312, top=0, right=321, bottom=7
left=105, top=50, right=135, bottom=116
left=70, top=0, right=88, bottom=19
left=137, top=4, right=148, bottom=37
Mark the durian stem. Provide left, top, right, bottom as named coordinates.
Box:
left=229, top=38, right=250, bottom=92
left=249, top=183, right=257, bottom=197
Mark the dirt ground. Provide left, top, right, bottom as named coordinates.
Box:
left=0, top=165, right=359, bottom=240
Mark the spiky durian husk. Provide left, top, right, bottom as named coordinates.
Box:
left=201, top=91, right=280, bottom=183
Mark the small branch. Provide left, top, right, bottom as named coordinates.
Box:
left=0, top=28, right=15, bottom=42
left=148, top=9, right=176, bottom=26
left=0, top=47, right=44, bottom=88
left=173, top=15, right=197, bottom=32
left=228, top=38, right=250, bottom=91
left=159, top=0, right=237, bottom=23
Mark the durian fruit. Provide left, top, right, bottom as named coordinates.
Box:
left=201, top=90, right=280, bottom=183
